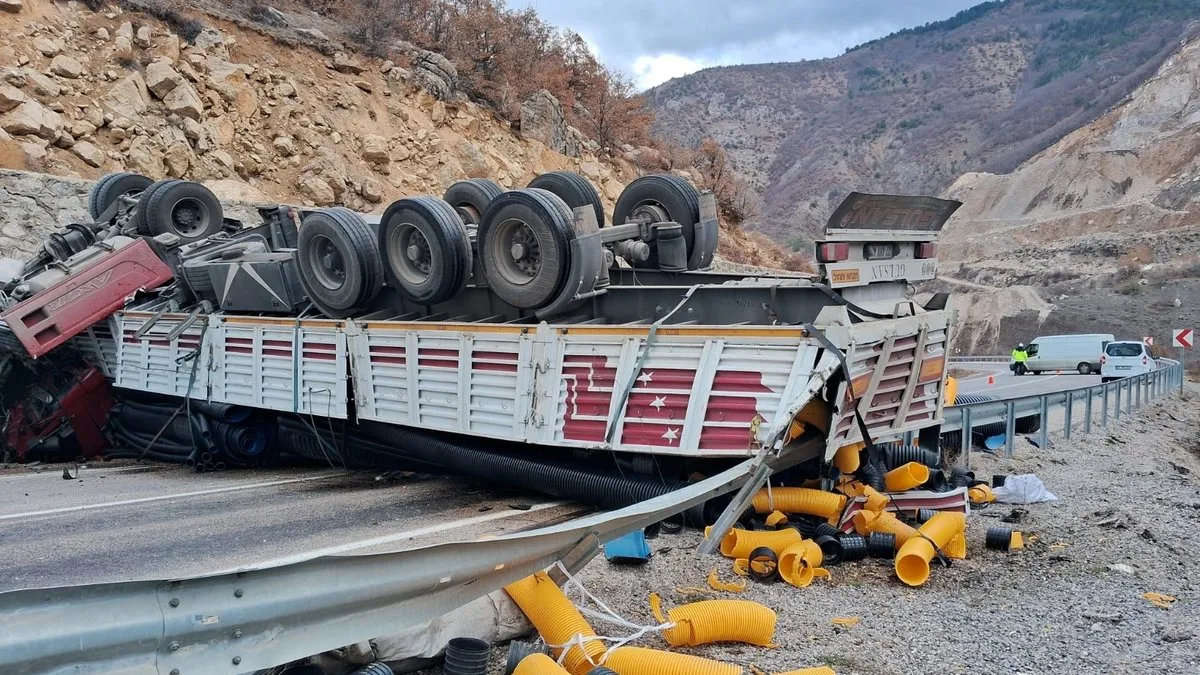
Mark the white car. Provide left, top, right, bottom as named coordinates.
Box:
left=1100, top=341, right=1154, bottom=382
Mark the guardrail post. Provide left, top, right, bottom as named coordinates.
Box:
left=1101, top=384, right=1110, bottom=427
left=1038, top=396, right=1049, bottom=450
left=1125, top=379, right=1134, bottom=415
left=1063, top=391, right=1073, bottom=441
left=961, top=406, right=972, bottom=471
left=1136, top=374, right=1143, bottom=409
left=1005, top=400, right=1016, bottom=458
left=1084, top=387, right=1093, bottom=434
left=1114, top=382, right=1121, bottom=420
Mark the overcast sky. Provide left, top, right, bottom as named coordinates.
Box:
left=514, top=0, right=989, bottom=89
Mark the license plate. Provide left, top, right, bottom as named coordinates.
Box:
left=1116, top=366, right=1131, bottom=370
left=865, top=243, right=897, bottom=260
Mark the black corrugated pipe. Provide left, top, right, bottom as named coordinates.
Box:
left=880, top=444, right=941, bottom=470
left=856, top=461, right=886, bottom=491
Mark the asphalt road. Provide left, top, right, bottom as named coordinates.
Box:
left=0, top=463, right=584, bottom=592
left=953, top=361, right=1101, bottom=400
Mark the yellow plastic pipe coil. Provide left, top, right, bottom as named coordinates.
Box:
left=750, top=487, right=848, bottom=518
left=860, top=485, right=891, bottom=512
left=833, top=442, right=864, bottom=473
left=858, top=510, right=918, bottom=548
left=894, top=511, right=968, bottom=587
left=604, top=646, right=743, bottom=675
left=778, top=539, right=829, bottom=588
left=776, top=668, right=837, bottom=675
left=513, top=653, right=572, bottom=675
left=709, top=526, right=803, bottom=559
left=503, top=572, right=607, bottom=674
left=883, top=461, right=930, bottom=492
left=649, top=593, right=776, bottom=647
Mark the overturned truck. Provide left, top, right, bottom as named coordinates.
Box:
left=0, top=171, right=960, bottom=515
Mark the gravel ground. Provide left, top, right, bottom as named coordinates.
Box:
left=439, top=392, right=1200, bottom=675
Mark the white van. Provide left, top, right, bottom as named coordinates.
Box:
left=1021, top=334, right=1114, bottom=375
left=1101, top=340, right=1154, bottom=382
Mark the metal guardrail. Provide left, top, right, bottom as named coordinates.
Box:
left=0, top=444, right=817, bottom=675
left=942, top=359, right=1184, bottom=464
left=948, top=356, right=1010, bottom=364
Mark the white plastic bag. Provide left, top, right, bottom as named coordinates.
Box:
left=992, top=473, right=1057, bottom=504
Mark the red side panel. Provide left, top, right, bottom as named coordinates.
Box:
left=0, top=239, right=174, bottom=358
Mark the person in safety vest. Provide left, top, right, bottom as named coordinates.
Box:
left=1011, top=342, right=1029, bottom=375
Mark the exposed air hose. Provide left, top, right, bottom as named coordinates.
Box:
left=603, top=646, right=743, bottom=675
left=749, top=487, right=847, bottom=519
left=503, top=572, right=606, bottom=675
left=649, top=593, right=776, bottom=647
left=894, top=511, right=966, bottom=587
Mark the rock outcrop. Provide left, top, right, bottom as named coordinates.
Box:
left=520, top=90, right=581, bottom=158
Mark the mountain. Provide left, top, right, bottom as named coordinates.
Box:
left=646, top=0, right=1200, bottom=246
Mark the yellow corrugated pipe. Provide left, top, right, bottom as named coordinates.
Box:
left=860, top=485, right=891, bottom=512
left=944, top=375, right=958, bottom=407
left=945, top=532, right=967, bottom=559
left=503, top=572, right=606, bottom=674
left=513, top=653, right=572, bottom=675
left=778, top=539, right=828, bottom=588
left=884, top=461, right=930, bottom=492
left=895, top=511, right=968, bottom=587
left=765, top=510, right=789, bottom=528
left=649, top=593, right=776, bottom=647
left=968, top=484, right=996, bottom=503
left=603, top=646, right=743, bottom=675
left=856, top=510, right=918, bottom=548
left=707, top=526, right=803, bottom=559
left=776, top=668, right=837, bottom=675
left=750, top=487, right=848, bottom=519
left=832, top=442, right=864, bottom=473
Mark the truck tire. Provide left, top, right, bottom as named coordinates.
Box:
left=613, top=174, right=701, bottom=270
left=380, top=196, right=473, bottom=304
left=129, top=179, right=181, bottom=235
left=443, top=179, right=502, bottom=225
left=296, top=208, right=383, bottom=318
left=478, top=188, right=574, bottom=310
left=527, top=171, right=605, bottom=228
left=1077, top=362, right=1092, bottom=375
left=88, top=172, right=152, bottom=220
left=138, top=180, right=224, bottom=243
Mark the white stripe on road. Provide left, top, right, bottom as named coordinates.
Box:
left=223, top=501, right=568, bottom=572
left=0, top=464, right=172, bottom=481
left=0, top=472, right=343, bottom=521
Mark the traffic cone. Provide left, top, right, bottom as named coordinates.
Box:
left=987, top=373, right=995, bottom=386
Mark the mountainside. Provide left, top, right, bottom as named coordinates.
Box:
left=936, top=33, right=1200, bottom=353
left=647, top=0, right=1200, bottom=245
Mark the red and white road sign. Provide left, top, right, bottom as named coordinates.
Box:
left=1143, top=336, right=1154, bottom=346
left=1174, top=328, right=1194, bottom=348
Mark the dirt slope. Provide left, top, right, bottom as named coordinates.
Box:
left=937, top=34, right=1200, bottom=353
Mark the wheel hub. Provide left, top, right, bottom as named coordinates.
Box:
left=510, top=242, right=528, bottom=260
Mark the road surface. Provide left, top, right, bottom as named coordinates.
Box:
left=953, top=360, right=1101, bottom=399
left=0, top=463, right=583, bottom=592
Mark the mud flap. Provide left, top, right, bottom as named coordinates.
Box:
left=689, top=192, right=719, bottom=270
left=535, top=206, right=607, bottom=320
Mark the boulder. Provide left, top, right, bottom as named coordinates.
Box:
left=163, top=81, right=204, bottom=120
left=211, top=149, right=235, bottom=171
left=206, top=61, right=257, bottom=118
left=1, top=100, right=64, bottom=139
left=331, top=52, right=365, bottom=74
left=96, top=27, right=110, bottom=41
left=361, top=133, right=389, bottom=163
left=295, top=27, right=329, bottom=42
left=126, top=135, right=164, bottom=176
left=71, top=140, right=104, bottom=167
left=272, top=135, right=296, bottom=156
left=353, top=80, right=372, bottom=93
left=49, top=55, right=84, bottom=79
left=114, top=36, right=133, bottom=60
left=411, top=50, right=457, bottom=100
left=135, top=25, right=153, bottom=48
left=455, top=140, right=491, bottom=178
left=144, top=61, right=184, bottom=98
left=193, top=28, right=229, bottom=59
left=32, top=37, right=62, bottom=57
left=0, top=0, right=23, bottom=13
left=101, top=73, right=149, bottom=119
left=116, top=21, right=133, bottom=42
left=25, top=70, right=61, bottom=97
left=163, top=142, right=191, bottom=177
left=359, top=176, right=384, bottom=203
left=0, top=84, right=24, bottom=113
left=297, top=172, right=336, bottom=205
left=520, top=89, right=580, bottom=157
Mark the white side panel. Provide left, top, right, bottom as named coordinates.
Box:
left=113, top=314, right=209, bottom=398
left=72, top=317, right=119, bottom=377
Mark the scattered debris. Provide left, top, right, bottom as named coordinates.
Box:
left=1142, top=592, right=1177, bottom=609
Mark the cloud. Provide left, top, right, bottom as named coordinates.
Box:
left=514, top=0, right=985, bottom=88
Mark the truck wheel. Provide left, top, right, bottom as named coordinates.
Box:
left=296, top=208, right=383, bottom=318
left=443, top=179, right=503, bottom=225
left=88, top=172, right=152, bottom=220
left=613, top=174, right=701, bottom=269
left=527, top=171, right=605, bottom=228
left=137, top=180, right=225, bottom=243
left=1076, top=362, right=1092, bottom=375
left=380, top=196, right=473, bottom=304
left=479, top=188, right=574, bottom=310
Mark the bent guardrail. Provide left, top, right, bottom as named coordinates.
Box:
left=943, top=358, right=1184, bottom=463
left=0, top=441, right=821, bottom=675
